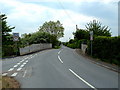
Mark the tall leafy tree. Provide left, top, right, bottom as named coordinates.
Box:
left=21, top=31, right=59, bottom=48
left=1, top=14, right=15, bottom=56
left=1, top=14, right=15, bottom=45
left=74, top=29, right=89, bottom=40
left=85, top=20, right=111, bottom=37
left=38, top=20, right=64, bottom=39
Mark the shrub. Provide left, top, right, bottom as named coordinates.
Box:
left=87, top=36, right=120, bottom=66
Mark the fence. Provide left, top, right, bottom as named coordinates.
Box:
left=19, top=43, right=52, bottom=55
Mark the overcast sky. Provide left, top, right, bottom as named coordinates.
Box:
left=0, top=0, right=119, bottom=42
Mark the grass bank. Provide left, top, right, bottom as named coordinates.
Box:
left=1, top=76, right=20, bottom=89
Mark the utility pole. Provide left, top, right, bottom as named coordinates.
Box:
left=90, top=31, right=93, bottom=56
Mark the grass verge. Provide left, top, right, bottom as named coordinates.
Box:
left=1, top=76, right=20, bottom=89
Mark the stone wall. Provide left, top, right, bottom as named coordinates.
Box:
left=19, top=43, right=52, bottom=55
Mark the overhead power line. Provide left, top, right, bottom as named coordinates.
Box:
left=57, top=0, right=77, bottom=25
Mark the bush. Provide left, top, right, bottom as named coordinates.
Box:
left=87, top=36, right=120, bottom=66
left=2, top=45, right=17, bottom=57
left=54, top=46, right=61, bottom=49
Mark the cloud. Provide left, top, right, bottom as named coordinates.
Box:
left=0, top=0, right=118, bottom=42
left=17, top=0, right=119, bottom=3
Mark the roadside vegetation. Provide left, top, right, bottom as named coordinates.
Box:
left=1, top=76, right=20, bottom=88
left=64, top=20, right=120, bottom=66
left=1, top=14, right=64, bottom=57
left=0, top=76, right=1, bottom=89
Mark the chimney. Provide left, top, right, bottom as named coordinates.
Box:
left=76, top=25, right=78, bottom=31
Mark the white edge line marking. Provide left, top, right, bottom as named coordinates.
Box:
left=11, top=73, right=18, bottom=77
left=23, top=70, right=27, bottom=77
left=17, top=68, right=22, bottom=71
left=2, top=73, right=8, bottom=76
left=69, top=69, right=97, bottom=90
left=58, top=56, right=63, bottom=63
left=8, top=68, right=14, bottom=71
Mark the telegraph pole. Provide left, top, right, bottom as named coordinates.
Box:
left=90, top=31, right=93, bottom=56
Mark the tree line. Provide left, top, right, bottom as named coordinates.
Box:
left=64, top=20, right=120, bottom=66
left=1, top=14, right=64, bottom=57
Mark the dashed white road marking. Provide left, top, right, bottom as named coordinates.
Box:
left=23, top=62, right=27, bottom=65
left=25, top=57, right=29, bottom=60
left=23, top=70, right=27, bottom=77
left=25, top=60, right=28, bottom=63
left=20, top=64, right=25, bottom=68
left=69, top=69, right=97, bottom=90
left=20, top=60, right=24, bottom=63
left=11, top=73, right=18, bottom=77
left=17, top=63, right=21, bottom=65
left=17, top=68, right=22, bottom=71
left=58, top=51, right=61, bottom=54
left=2, top=73, right=8, bottom=76
left=8, top=68, right=14, bottom=71
left=13, top=65, right=18, bottom=68
left=58, top=49, right=63, bottom=54
left=58, top=55, right=63, bottom=63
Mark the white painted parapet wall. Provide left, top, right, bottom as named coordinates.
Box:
left=19, top=43, right=52, bottom=55
left=81, top=44, right=88, bottom=54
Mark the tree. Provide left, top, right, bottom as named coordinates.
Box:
left=1, top=14, right=15, bottom=45
left=38, top=20, right=64, bottom=39
left=74, top=29, right=89, bottom=40
left=1, top=14, right=15, bottom=56
left=85, top=20, right=111, bottom=37
left=20, top=31, right=59, bottom=48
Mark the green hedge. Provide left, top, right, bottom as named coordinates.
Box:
left=87, top=36, right=120, bottom=66
left=66, top=40, right=81, bottom=49
left=2, top=45, right=19, bottom=57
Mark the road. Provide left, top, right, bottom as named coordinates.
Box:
left=2, top=46, right=118, bottom=89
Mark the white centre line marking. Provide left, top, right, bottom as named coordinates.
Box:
left=2, top=73, right=8, bottom=76
left=69, top=69, right=97, bottom=90
left=58, top=51, right=61, bottom=54
left=58, top=49, right=63, bottom=54
left=23, top=70, right=27, bottom=77
left=13, top=65, right=18, bottom=68
left=11, top=73, right=18, bottom=77
left=17, top=68, right=22, bottom=71
left=58, top=55, right=63, bottom=63
left=8, top=68, right=14, bottom=71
